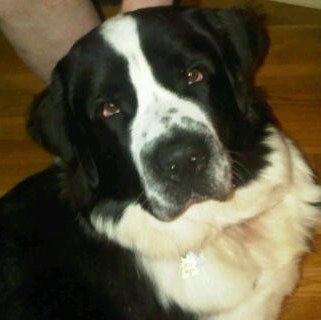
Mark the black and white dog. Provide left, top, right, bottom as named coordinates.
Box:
left=0, top=6, right=320, bottom=320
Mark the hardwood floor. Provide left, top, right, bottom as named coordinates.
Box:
left=0, top=1, right=320, bottom=319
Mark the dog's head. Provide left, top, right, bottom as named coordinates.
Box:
left=28, top=7, right=272, bottom=220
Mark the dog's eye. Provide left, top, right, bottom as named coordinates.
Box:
left=186, top=68, right=203, bottom=85
left=97, top=101, right=120, bottom=119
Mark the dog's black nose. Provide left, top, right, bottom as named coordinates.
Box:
left=155, top=136, right=209, bottom=182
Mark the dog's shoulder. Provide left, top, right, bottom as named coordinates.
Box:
left=0, top=165, right=73, bottom=239
left=0, top=166, right=88, bottom=319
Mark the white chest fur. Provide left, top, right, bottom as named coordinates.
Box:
left=91, top=128, right=321, bottom=319
left=139, top=245, right=259, bottom=314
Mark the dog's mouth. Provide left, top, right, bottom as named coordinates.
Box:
left=143, top=176, right=234, bottom=221
left=144, top=186, right=234, bottom=222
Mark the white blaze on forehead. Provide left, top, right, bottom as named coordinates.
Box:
left=99, top=15, right=215, bottom=145
left=99, top=16, right=225, bottom=208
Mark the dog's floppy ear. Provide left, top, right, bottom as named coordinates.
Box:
left=216, top=8, right=270, bottom=118
left=28, top=70, right=73, bottom=162
left=28, top=62, right=99, bottom=189
left=188, top=7, right=269, bottom=118
left=216, top=7, right=269, bottom=75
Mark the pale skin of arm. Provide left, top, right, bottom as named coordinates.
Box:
left=0, top=0, right=173, bottom=83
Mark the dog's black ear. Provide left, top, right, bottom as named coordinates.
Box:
left=28, top=63, right=99, bottom=190
left=189, top=7, right=269, bottom=118
left=184, top=6, right=269, bottom=75
left=215, top=7, right=269, bottom=75
left=28, top=70, right=73, bottom=162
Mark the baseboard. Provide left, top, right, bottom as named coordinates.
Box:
left=272, top=0, right=321, bottom=9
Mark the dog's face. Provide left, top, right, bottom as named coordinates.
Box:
left=28, top=7, right=271, bottom=220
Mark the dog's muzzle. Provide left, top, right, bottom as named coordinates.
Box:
left=140, top=130, right=232, bottom=221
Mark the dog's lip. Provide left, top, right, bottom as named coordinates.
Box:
left=153, top=186, right=236, bottom=222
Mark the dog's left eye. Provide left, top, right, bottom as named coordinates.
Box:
left=97, top=101, right=120, bottom=119
left=186, top=68, right=204, bottom=85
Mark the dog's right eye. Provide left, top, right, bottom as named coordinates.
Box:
left=186, top=68, right=204, bottom=85
left=96, top=101, right=120, bottom=119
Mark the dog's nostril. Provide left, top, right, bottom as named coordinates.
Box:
left=168, top=154, right=206, bottom=180
left=170, top=163, right=178, bottom=172
left=157, top=141, right=209, bottom=182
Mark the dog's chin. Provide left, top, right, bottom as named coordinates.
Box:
left=147, top=187, right=235, bottom=222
